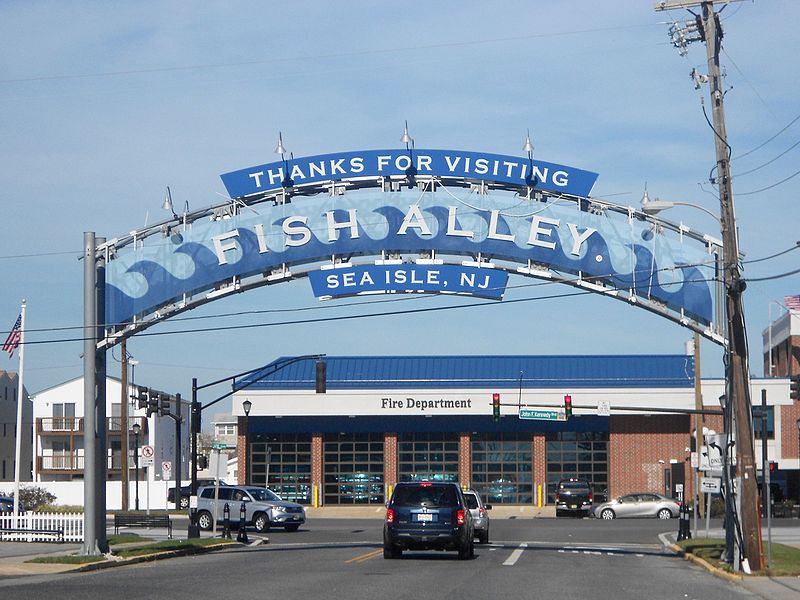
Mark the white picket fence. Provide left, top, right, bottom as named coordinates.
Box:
left=0, top=512, right=84, bottom=542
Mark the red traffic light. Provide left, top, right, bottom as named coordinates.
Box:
left=564, top=394, right=573, bottom=419
left=492, top=393, right=500, bottom=402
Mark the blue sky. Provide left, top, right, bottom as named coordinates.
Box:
left=1, top=1, right=798, bottom=412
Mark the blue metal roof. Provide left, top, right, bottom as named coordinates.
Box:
left=238, top=354, right=694, bottom=391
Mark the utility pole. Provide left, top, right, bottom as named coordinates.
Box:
left=655, top=0, right=761, bottom=572
left=120, top=337, right=129, bottom=511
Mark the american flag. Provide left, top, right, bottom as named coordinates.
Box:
left=785, top=295, right=800, bottom=311
left=2, top=314, right=21, bottom=357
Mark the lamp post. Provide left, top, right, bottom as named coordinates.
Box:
left=131, top=422, right=141, bottom=511
left=242, top=400, right=252, bottom=486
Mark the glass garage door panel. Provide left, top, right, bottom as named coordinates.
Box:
left=250, top=433, right=312, bottom=504
left=324, top=433, right=384, bottom=505
left=471, top=433, right=533, bottom=504
left=545, top=431, right=609, bottom=503
left=398, top=432, right=459, bottom=483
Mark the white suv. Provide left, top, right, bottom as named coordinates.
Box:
left=196, top=485, right=306, bottom=532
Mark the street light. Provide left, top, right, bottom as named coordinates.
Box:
left=640, top=189, right=721, bottom=225
left=131, top=422, right=141, bottom=511
left=242, top=400, right=252, bottom=485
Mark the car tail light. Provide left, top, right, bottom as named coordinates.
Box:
left=589, top=492, right=593, bottom=503
left=555, top=493, right=560, bottom=503
left=479, top=507, right=485, bottom=517
left=386, top=508, right=395, bottom=524
left=455, top=509, right=465, bottom=526
left=420, top=482, right=432, bottom=487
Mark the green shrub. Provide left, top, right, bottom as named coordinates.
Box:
left=14, top=486, right=56, bottom=510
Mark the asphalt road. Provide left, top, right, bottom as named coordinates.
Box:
left=0, top=517, right=770, bottom=599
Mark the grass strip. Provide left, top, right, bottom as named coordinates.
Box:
left=28, top=555, right=106, bottom=565
left=677, top=538, right=800, bottom=576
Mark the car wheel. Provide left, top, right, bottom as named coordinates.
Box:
left=285, top=524, right=300, bottom=532
left=383, top=544, right=401, bottom=559
left=555, top=509, right=562, bottom=518
left=179, top=496, right=190, bottom=510
left=469, top=539, right=475, bottom=558
left=479, top=531, right=489, bottom=544
left=253, top=512, right=271, bottom=532
left=197, top=511, right=213, bottom=531
left=600, top=508, right=615, bottom=520
left=458, top=539, right=471, bottom=560
left=658, top=508, right=673, bottom=520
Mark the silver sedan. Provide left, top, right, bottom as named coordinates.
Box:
left=593, top=493, right=680, bottom=520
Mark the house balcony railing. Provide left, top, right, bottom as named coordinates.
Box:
left=38, top=451, right=141, bottom=473
left=37, top=416, right=146, bottom=435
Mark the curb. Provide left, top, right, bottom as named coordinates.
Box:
left=71, top=541, right=242, bottom=573
left=670, top=543, right=743, bottom=582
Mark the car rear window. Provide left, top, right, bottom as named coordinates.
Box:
left=463, top=494, right=479, bottom=510
left=393, top=484, right=459, bottom=507
left=559, top=482, right=590, bottom=491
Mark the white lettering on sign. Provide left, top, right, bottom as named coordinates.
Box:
left=209, top=205, right=598, bottom=266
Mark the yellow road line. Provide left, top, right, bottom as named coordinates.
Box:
left=347, top=548, right=383, bottom=563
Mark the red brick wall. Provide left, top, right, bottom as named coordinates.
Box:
left=610, top=415, right=691, bottom=498
left=533, top=433, right=546, bottom=504
left=766, top=335, right=800, bottom=376
left=384, top=432, right=398, bottom=488
left=781, top=403, right=800, bottom=459
left=312, top=433, right=323, bottom=503
left=237, top=416, right=246, bottom=485
left=459, top=433, right=471, bottom=487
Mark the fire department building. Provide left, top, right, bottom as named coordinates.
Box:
left=233, top=354, right=795, bottom=507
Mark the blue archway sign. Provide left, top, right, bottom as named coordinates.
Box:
left=102, top=149, right=723, bottom=347
left=220, top=149, right=599, bottom=199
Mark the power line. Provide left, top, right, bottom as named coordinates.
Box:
left=732, top=111, right=800, bottom=161
left=1, top=259, right=723, bottom=338
left=736, top=167, right=800, bottom=196
left=12, top=268, right=726, bottom=347
left=0, top=23, right=656, bottom=86
left=734, top=137, right=800, bottom=178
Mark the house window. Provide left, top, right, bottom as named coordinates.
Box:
left=53, top=403, right=76, bottom=430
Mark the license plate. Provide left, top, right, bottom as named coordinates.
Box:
left=416, top=513, right=434, bottom=522
left=571, top=505, right=578, bottom=509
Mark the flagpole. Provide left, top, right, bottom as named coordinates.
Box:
left=12, top=300, right=26, bottom=526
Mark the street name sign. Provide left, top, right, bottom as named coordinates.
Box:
left=519, top=408, right=566, bottom=421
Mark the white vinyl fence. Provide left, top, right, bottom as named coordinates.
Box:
left=0, top=512, right=84, bottom=542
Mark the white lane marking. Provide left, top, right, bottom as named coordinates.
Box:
left=503, top=543, right=527, bottom=566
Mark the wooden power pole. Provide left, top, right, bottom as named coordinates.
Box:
left=655, top=0, right=761, bottom=572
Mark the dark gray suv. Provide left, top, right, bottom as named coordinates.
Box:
left=383, top=482, right=474, bottom=559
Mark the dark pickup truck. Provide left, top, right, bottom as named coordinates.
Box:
left=555, top=478, right=593, bottom=517
left=168, top=479, right=227, bottom=509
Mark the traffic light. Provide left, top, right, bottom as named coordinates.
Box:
left=316, top=360, right=327, bottom=394
left=159, top=393, right=171, bottom=416
left=135, top=386, right=149, bottom=410
left=564, top=394, right=573, bottom=419
left=492, top=393, right=500, bottom=422
left=191, top=400, right=202, bottom=434
left=790, top=375, right=800, bottom=401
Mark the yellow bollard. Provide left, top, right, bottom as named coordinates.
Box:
left=387, top=484, right=393, bottom=501
left=537, top=484, right=543, bottom=507
left=313, top=484, right=319, bottom=508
